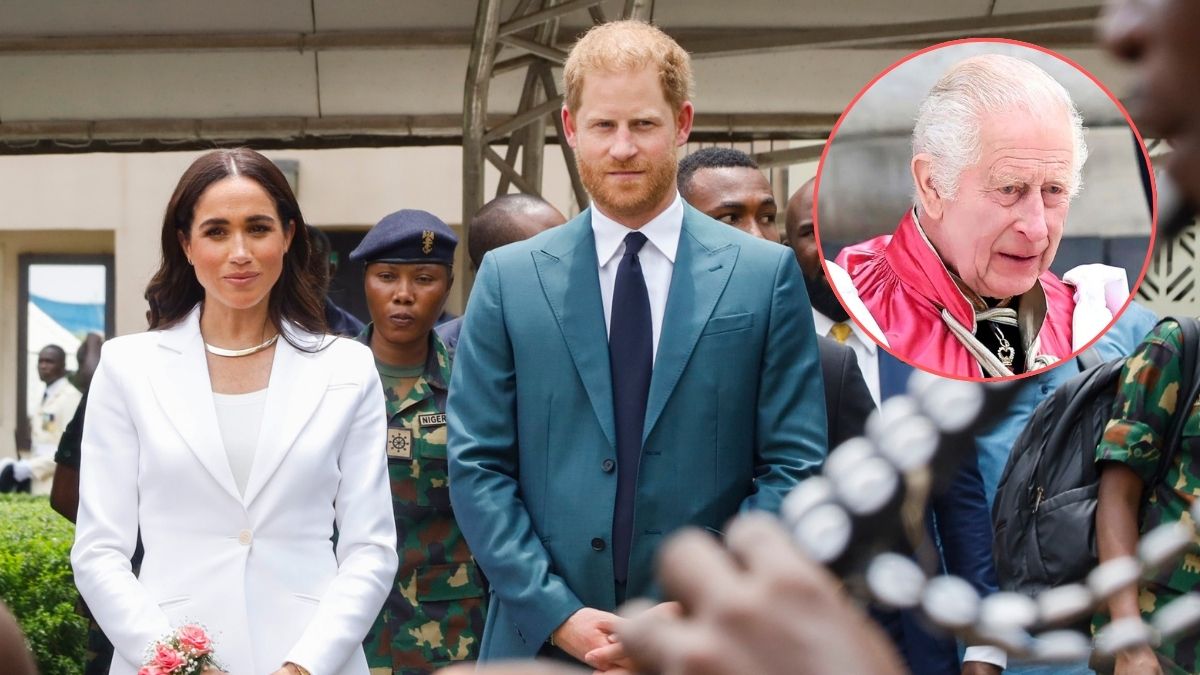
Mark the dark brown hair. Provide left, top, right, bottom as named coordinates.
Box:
left=144, top=148, right=327, bottom=342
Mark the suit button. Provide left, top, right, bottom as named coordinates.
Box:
left=238, top=529, right=252, bottom=546
left=601, top=459, right=615, bottom=473
left=591, top=537, right=606, bottom=551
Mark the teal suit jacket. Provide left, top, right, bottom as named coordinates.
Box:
left=447, top=205, right=827, bottom=660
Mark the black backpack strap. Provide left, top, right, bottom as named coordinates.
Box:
left=1154, top=316, right=1200, bottom=487
left=1077, top=347, right=1104, bottom=371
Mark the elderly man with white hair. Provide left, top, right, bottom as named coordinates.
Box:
left=836, top=54, right=1129, bottom=378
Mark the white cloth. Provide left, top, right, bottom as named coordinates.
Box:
left=11, top=459, right=32, bottom=482
left=1063, top=263, right=1131, bottom=351
left=825, top=260, right=890, bottom=348
left=72, top=306, right=398, bottom=675
left=813, top=309, right=882, bottom=407
left=31, top=376, right=82, bottom=455
left=593, top=193, right=683, bottom=365
left=963, top=645, right=1006, bottom=668
left=212, top=388, right=267, bottom=496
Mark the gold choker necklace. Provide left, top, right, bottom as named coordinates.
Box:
left=204, top=334, right=279, bottom=358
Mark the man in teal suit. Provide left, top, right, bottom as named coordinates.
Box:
left=447, top=20, right=827, bottom=669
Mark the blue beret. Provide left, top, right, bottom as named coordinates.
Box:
left=349, top=209, right=458, bottom=265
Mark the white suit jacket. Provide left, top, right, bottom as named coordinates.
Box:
left=72, top=306, right=398, bottom=675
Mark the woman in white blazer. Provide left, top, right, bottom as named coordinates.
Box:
left=71, top=148, right=398, bottom=675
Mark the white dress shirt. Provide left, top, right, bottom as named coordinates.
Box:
left=812, top=309, right=882, bottom=407
left=593, top=193, right=683, bottom=365
left=32, top=375, right=82, bottom=456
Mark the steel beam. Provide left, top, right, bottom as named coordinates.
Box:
left=498, top=0, right=606, bottom=36
left=463, top=0, right=502, bottom=280
left=497, top=34, right=569, bottom=63
left=482, top=96, right=564, bottom=143
left=750, top=144, right=826, bottom=169
left=485, top=146, right=541, bottom=195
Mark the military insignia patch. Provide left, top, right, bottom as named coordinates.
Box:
left=422, top=230, right=435, bottom=254
left=387, top=428, right=413, bottom=459
left=417, top=413, right=446, bottom=427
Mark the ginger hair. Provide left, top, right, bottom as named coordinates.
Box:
left=563, top=20, right=694, bottom=114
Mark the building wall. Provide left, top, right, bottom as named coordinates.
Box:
left=0, top=146, right=578, bottom=332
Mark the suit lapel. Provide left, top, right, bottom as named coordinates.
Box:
left=534, top=210, right=617, bottom=450
left=242, top=328, right=331, bottom=505
left=643, top=208, right=738, bottom=442
left=148, top=306, right=242, bottom=503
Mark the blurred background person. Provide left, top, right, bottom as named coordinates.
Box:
left=308, top=224, right=366, bottom=337
left=438, top=193, right=565, bottom=354
left=1090, top=1, right=1200, bottom=673
left=677, top=147, right=780, bottom=242
left=1, top=343, right=81, bottom=494
left=788, top=176, right=1001, bottom=675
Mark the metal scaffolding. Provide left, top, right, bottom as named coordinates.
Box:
left=459, top=2, right=1102, bottom=267
left=462, top=0, right=655, bottom=250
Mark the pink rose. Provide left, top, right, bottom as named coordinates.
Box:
left=152, top=644, right=185, bottom=673
left=137, top=667, right=162, bottom=675
left=177, top=624, right=212, bottom=655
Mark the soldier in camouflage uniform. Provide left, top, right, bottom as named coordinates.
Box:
left=349, top=210, right=486, bottom=674
left=1096, top=318, right=1200, bottom=674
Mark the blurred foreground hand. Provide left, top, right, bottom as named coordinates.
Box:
left=445, top=513, right=907, bottom=675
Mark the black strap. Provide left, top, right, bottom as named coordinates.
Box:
left=1077, top=347, right=1104, bottom=371
left=1153, top=316, right=1200, bottom=487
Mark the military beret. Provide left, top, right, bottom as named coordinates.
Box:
left=349, top=209, right=458, bottom=265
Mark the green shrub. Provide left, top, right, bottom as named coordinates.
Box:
left=0, top=494, right=85, bottom=675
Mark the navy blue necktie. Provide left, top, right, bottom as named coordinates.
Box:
left=610, top=231, right=652, bottom=584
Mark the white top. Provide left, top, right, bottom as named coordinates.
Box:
left=593, top=193, right=684, bottom=366
left=813, top=309, right=882, bottom=408
left=43, top=375, right=68, bottom=402
left=1063, top=263, right=1131, bottom=351
left=32, top=375, right=81, bottom=456
left=212, top=388, right=267, bottom=496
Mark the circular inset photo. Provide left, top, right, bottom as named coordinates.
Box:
left=814, top=39, right=1155, bottom=381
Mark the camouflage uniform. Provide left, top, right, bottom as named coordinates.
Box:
left=1095, top=319, right=1200, bottom=674
left=359, top=325, right=486, bottom=674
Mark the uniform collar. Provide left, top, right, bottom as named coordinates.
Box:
left=358, top=324, right=451, bottom=393
left=43, top=376, right=69, bottom=399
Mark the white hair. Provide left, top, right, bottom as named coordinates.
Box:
left=911, top=54, right=1088, bottom=202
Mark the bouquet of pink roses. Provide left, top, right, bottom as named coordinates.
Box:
left=139, top=624, right=220, bottom=675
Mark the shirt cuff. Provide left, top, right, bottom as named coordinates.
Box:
left=963, top=645, right=1007, bottom=668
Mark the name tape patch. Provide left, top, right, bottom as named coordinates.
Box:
left=417, top=413, right=447, bottom=427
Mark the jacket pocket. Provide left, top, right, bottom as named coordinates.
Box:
left=700, top=312, right=753, bottom=337
left=156, top=595, right=191, bottom=610
left=417, top=561, right=486, bottom=602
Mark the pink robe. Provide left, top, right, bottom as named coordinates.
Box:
left=835, top=211, right=1076, bottom=378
